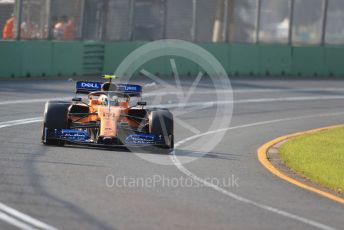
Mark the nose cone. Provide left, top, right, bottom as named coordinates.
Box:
left=98, top=106, right=121, bottom=137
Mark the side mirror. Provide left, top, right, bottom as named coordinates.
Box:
left=137, top=101, right=147, bottom=106
left=72, top=97, right=82, bottom=102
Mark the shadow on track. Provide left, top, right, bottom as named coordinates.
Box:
left=25, top=145, right=115, bottom=230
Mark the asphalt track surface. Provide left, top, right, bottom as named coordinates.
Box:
left=0, top=78, right=343, bottom=230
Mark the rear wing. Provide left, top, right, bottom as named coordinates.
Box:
left=76, top=81, right=142, bottom=96
left=117, top=84, right=142, bottom=96
left=76, top=81, right=102, bottom=94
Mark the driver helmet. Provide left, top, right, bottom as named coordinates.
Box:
left=101, top=82, right=117, bottom=91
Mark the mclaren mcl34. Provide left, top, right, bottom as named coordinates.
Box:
left=42, top=76, right=174, bottom=153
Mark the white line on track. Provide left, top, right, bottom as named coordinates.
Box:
left=232, top=87, right=344, bottom=93
left=147, top=87, right=344, bottom=97
left=0, top=120, right=53, bottom=230
left=0, top=118, right=43, bottom=129
left=0, top=203, right=58, bottom=230
left=153, top=95, right=344, bottom=109
left=2, top=87, right=344, bottom=105
left=1, top=98, right=344, bottom=229
left=0, top=212, right=35, bottom=230
left=0, top=98, right=70, bottom=106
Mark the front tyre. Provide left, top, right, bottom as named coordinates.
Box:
left=42, top=101, right=70, bottom=146
left=149, top=109, right=174, bottom=153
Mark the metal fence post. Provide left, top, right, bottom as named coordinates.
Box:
left=321, top=0, right=329, bottom=46
left=47, top=0, right=52, bottom=40
left=191, top=0, right=197, bottom=42
left=222, top=0, right=229, bottom=42
left=79, top=0, right=85, bottom=40
left=128, top=0, right=135, bottom=40
left=212, top=0, right=224, bottom=42
left=14, top=0, right=23, bottom=40
left=160, top=0, right=167, bottom=40
left=163, top=0, right=167, bottom=39
left=288, top=0, right=295, bottom=45
left=101, top=0, right=109, bottom=40
left=256, top=0, right=262, bottom=43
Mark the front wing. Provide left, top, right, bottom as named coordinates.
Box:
left=45, top=128, right=167, bottom=148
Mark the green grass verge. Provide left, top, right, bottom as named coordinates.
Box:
left=279, top=127, right=344, bottom=193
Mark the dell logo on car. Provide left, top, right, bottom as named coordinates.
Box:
left=81, top=82, right=99, bottom=88
left=125, top=86, right=137, bottom=91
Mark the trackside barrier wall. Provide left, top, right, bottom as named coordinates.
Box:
left=325, top=47, right=344, bottom=77
left=258, top=44, right=292, bottom=77
left=83, top=42, right=105, bottom=76
left=21, top=41, right=52, bottom=77
left=292, top=47, right=326, bottom=77
left=230, top=44, right=261, bottom=76
left=0, top=40, right=22, bottom=77
left=52, top=41, right=83, bottom=76
left=0, top=40, right=84, bottom=78
left=103, top=42, right=143, bottom=75
left=0, top=40, right=343, bottom=78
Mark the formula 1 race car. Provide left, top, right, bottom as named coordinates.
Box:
left=42, top=76, right=174, bottom=153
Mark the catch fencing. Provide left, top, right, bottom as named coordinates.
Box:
left=7, top=0, right=343, bottom=45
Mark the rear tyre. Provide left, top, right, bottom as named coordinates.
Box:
left=149, top=109, right=174, bottom=153
left=42, top=101, right=70, bottom=146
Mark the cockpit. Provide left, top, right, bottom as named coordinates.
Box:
left=98, top=93, right=130, bottom=107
